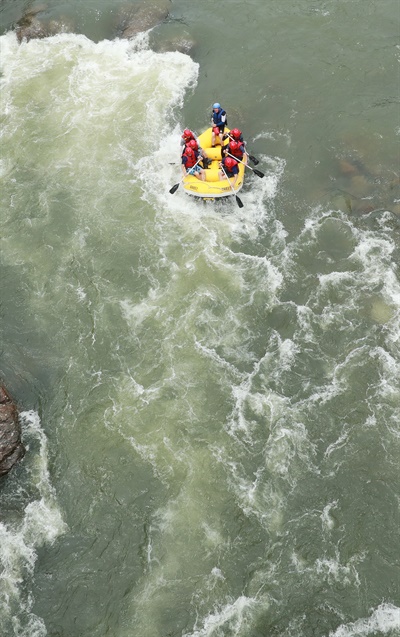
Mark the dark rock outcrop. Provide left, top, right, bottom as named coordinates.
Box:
left=117, top=0, right=170, bottom=39
left=153, top=35, right=197, bottom=55
left=0, top=385, right=25, bottom=477
left=15, top=5, right=75, bottom=43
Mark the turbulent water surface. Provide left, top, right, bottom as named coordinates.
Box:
left=0, top=1, right=399, bottom=636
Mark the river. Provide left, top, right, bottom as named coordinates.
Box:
left=0, top=1, right=399, bottom=636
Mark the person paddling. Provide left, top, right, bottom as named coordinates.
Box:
left=211, top=103, right=227, bottom=147
left=219, top=156, right=239, bottom=187
left=221, top=139, right=247, bottom=163
left=180, top=129, right=210, bottom=167
left=224, top=127, right=261, bottom=165
left=182, top=140, right=206, bottom=181
left=227, top=128, right=245, bottom=144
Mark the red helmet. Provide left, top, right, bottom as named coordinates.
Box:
left=231, top=128, right=241, bottom=139
left=188, top=140, right=198, bottom=150
left=230, top=141, right=239, bottom=151
left=225, top=157, right=237, bottom=169
left=182, top=128, right=193, bottom=139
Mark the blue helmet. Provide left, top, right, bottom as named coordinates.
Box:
left=213, top=102, right=221, bottom=109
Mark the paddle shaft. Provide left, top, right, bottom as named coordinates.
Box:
left=226, top=153, right=265, bottom=178
left=169, top=157, right=203, bottom=194
left=220, top=165, right=244, bottom=208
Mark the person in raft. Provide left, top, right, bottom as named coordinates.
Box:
left=211, top=103, right=227, bottom=147
left=224, top=127, right=245, bottom=144
left=219, top=156, right=239, bottom=187
left=221, top=139, right=247, bottom=163
left=180, top=129, right=209, bottom=164
left=182, top=140, right=206, bottom=181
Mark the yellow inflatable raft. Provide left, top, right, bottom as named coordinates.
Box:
left=182, top=127, right=245, bottom=200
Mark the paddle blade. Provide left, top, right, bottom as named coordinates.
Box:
left=254, top=169, right=265, bottom=178
left=235, top=195, right=244, bottom=208
left=249, top=154, right=259, bottom=165
left=169, top=183, right=179, bottom=194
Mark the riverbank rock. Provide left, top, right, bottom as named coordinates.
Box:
left=117, top=0, right=170, bottom=39
left=15, top=5, right=75, bottom=43
left=0, top=385, right=25, bottom=477
left=153, top=34, right=197, bottom=55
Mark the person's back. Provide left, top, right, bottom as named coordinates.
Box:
left=181, top=128, right=210, bottom=165
left=182, top=140, right=205, bottom=181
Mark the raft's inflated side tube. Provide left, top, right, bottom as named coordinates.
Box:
left=183, top=127, right=245, bottom=199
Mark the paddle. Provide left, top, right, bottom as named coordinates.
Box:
left=169, top=157, right=202, bottom=194
left=224, top=133, right=260, bottom=165
left=226, top=153, right=265, bottom=178
left=245, top=152, right=259, bottom=166
left=220, top=164, right=244, bottom=208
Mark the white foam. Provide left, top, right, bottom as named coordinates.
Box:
left=253, top=130, right=292, bottom=147
left=264, top=420, right=319, bottom=485
left=324, top=431, right=349, bottom=458
left=120, top=293, right=158, bottom=327
left=183, top=595, right=259, bottom=637
left=291, top=547, right=363, bottom=588
left=0, top=411, right=66, bottom=635
left=329, top=603, right=400, bottom=636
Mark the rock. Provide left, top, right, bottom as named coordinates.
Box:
left=153, top=35, right=197, bottom=55
left=47, top=17, right=76, bottom=36
left=389, top=176, right=400, bottom=190
left=16, top=17, right=47, bottom=42
left=117, top=0, right=170, bottom=39
left=16, top=3, right=49, bottom=25
left=348, top=175, right=372, bottom=198
left=0, top=385, right=25, bottom=477
left=352, top=201, right=376, bottom=215
left=338, top=159, right=360, bottom=177
left=15, top=7, right=75, bottom=43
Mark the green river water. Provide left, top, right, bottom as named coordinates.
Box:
left=0, top=1, right=399, bottom=636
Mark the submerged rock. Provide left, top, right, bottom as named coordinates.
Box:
left=0, top=385, right=25, bottom=477
left=117, top=0, right=170, bottom=39
left=15, top=5, right=75, bottom=43
left=338, top=159, right=360, bottom=177
left=16, top=17, right=47, bottom=42
left=153, top=34, right=197, bottom=55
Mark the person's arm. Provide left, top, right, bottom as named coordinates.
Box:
left=239, top=145, right=247, bottom=163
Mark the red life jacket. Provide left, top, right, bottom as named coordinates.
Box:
left=228, top=143, right=244, bottom=160
left=183, top=146, right=197, bottom=168
left=223, top=157, right=238, bottom=174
